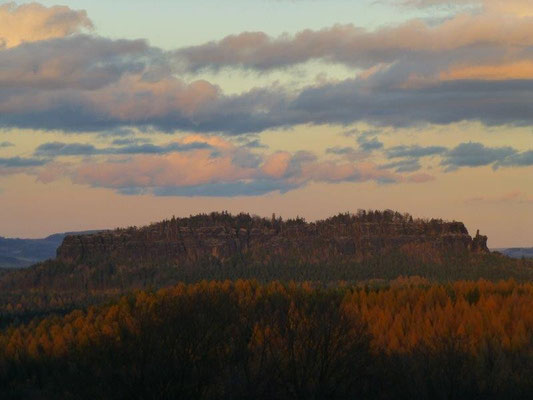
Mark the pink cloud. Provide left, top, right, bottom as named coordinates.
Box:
left=400, top=1, right=532, bottom=17
left=74, top=150, right=255, bottom=188
left=35, top=161, right=72, bottom=183
left=406, top=173, right=435, bottom=183
left=90, top=76, right=220, bottom=120
left=16, top=132, right=436, bottom=196
left=261, top=152, right=292, bottom=178
left=0, top=2, right=92, bottom=48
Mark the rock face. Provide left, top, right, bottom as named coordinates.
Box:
left=471, top=230, right=489, bottom=253
left=57, top=211, right=489, bottom=266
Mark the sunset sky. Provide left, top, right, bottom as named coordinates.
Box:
left=0, top=0, right=532, bottom=247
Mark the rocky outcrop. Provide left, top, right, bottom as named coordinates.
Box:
left=470, top=230, right=489, bottom=253
left=56, top=211, right=489, bottom=266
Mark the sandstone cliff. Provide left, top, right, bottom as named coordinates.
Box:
left=56, top=211, right=489, bottom=266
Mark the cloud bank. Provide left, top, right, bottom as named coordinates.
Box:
left=0, top=2, right=532, bottom=135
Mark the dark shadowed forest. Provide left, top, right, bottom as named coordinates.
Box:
left=1, top=279, right=533, bottom=399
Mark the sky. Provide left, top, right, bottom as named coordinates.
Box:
left=0, top=0, right=532, bottom=247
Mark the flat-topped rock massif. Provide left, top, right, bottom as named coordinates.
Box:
left=56, top=211, right=489, bottom=266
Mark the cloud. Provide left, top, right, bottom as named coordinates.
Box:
left=356, top=132, right=383, bottom=152
left=34, top=161, right=71, bottom=183
left=0, top=73, right=222, bottom=132
left=175, top=12, right=533, bottom=77
left=0, top=35, right=160, bottom=90
left=152, top=180, right=299, bottom=197
left=441, top=142, right=517, bottom=170
left=326, top=146, right=357, bottom=156
left=2, top=70, right=532, bottom=136
left=111, top=137, right=152, bottom=146
left=0, top=156, right=47, bottom=167
left=325, top=146, right=371, bottom=162
left=380, top=158, right=422, bottom=172
left=0, top=141, right=14, bottom=148
left=495, top=150, right=533, bottom=168
left=34, top=142, right=97, bottom=156
left=30, top=136, right=405, bottom=196
left=398, top=0, right=533, bottom=17
left=0, top=2, right=531, bottom=135
left=28, top=75, right=532, bottom=134
left=261, top=152, right=293, bottom=178
left=301, top=78, right=533, bottom=127
left=234, top=137, right=268, bottom=149
left=33, top=140, right=212, bottom=157
left=381, top=142, right=533, bottom=172
left=73, top=151, right=254, bottom=190
left=0, top=2, right=92, bottom=48
left=386, top=145, right=447, bottom=159
left=406, top=173, right=435, bottom=183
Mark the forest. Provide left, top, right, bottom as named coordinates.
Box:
left=0, top=279, right=532, bottom=399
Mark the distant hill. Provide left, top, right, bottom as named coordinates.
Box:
left=1, top=211, right=532, bottom=293
left=56, top=211, right=489, bottom=267
left=0, top=231, right=104, bottom=268
left=496, top=248, right=533, bottom=259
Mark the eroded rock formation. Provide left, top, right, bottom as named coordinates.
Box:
left=57, top=211, right=489, bottom=266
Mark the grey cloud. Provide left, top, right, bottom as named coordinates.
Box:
left=380, top=159, right=422, bottom=172
left=111, top=137, right=152, bottom=146
left=288, top=79, right=533, bottom=129
left=174, top=14, right=533, bottom=72
left=379, top=142, right=533, bottom=172
left=386, top=145, right=447, bottom=158
left=3, top=76, right=533, bottom=134
left=441, top=142, right=517, bottom=170
left=113, top=142, right=211, bottom=155
left=34, top=142, right=97, bottom=156
left=343, top=128, right=382, bottom=138
left=0, top=156, right=47, bottom=168
left=239, top=138, right=268, bottom=149
left=496, top=150, right=533, bottom=167
left=326, top=146, right=357, bottom=155
left=231, top=149, right=263, bottom=168
left=0, top=11, right=531, bottom=135
left=34, top=141, right=211, bottom=157
left=152, top=180, right=299, bottom=197
left=357, top=133, right=383, bottom=152
left=0, top=141, right=14, bottom=148
left=0, top=35, right=157, bottom=90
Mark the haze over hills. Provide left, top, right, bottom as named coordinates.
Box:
left=0, top=231, right=104, bottom=268
left=496, top=248, right=533, bottom=259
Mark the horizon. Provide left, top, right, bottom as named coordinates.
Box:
left=1, top=0, right=532, bottom=248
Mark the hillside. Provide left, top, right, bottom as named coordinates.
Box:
left=0, top=210, right=531, bottom=335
